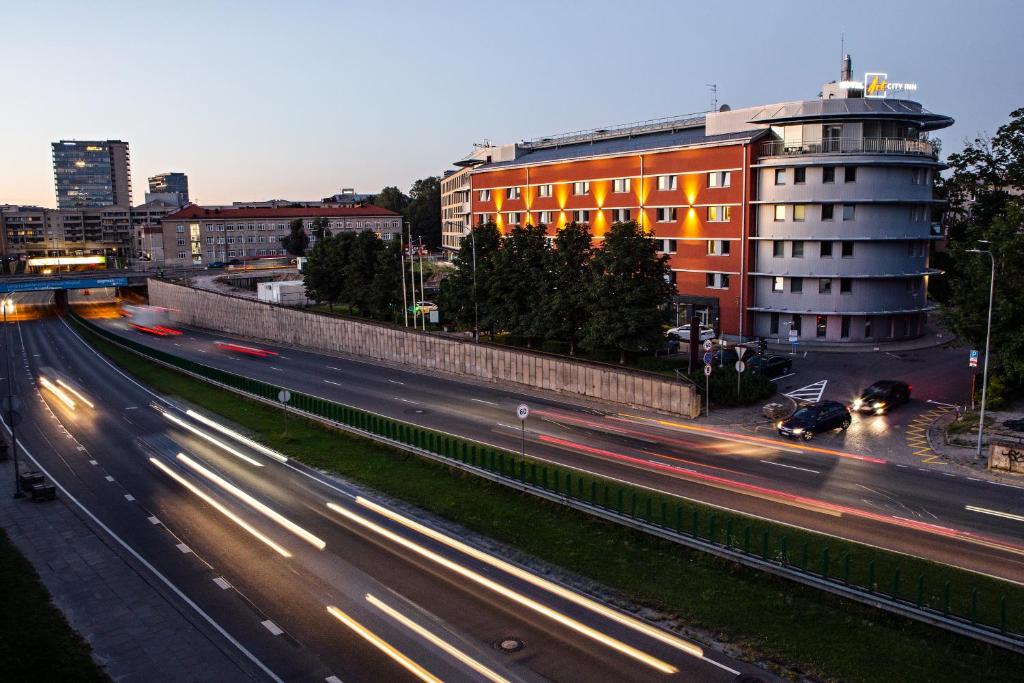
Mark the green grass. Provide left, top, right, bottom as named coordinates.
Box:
left=0, top=527, right=108, bottom=682
left=73, top=322, right=1024, bottom=682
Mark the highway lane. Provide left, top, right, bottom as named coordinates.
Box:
left=9, top=316, right=753, bottom=682
left=86, top=312, right=1024, bottom=583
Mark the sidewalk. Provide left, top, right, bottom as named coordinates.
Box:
left=0, top=459, right=251, bottom=682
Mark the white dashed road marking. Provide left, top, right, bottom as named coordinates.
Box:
left=213, top=577, right=232, bottom=590
left=470, top=398, right=497, bottom=406
left=324, top=380, right=341, bottom=386
left=759, top=460, right=820, bottom=475
left=395, top=397, right=419, bottom=405
left=105, top=475, right=115, bottom=482
left=261, top=620, right=284, bottom=636
left=148, top=516, right=161, bottom=525
left=966, top=505, right=1024, bottom=523
left=176, top=543, right=192, bottom=554
left=387, top=379, right=404, bottom=385
left=124, top=494, right=135, bottom=501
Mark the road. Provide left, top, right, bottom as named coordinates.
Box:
left=4, top=315, right=755, bottom=682
left=84, top=309, right=1024, bottom=584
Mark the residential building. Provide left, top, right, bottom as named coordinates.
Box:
left=159, top=204, right=402, bottom=267
left=147, top=172, right=189, bottom=206
left=52, top=139, right=132, bottom=209
left=464, top=56, right=951, bottom=343
left=0, top=204, right=132, bottom=272
left=441, top=144, right=516, bottom=254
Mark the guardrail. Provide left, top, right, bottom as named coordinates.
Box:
left=68, top=311, right=1024, bottom=653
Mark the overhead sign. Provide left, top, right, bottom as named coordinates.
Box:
left=841, top=72, right=918, bottom=99
left=969, top=349, right=979, bottom=368
left=516, top=404, right=529, bottom=420
left=0, top=277, right=128, bottom=293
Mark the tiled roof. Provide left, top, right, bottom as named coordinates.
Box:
left=162, top=204, right=400, bottom=221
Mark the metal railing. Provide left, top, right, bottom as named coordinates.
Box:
left=67, top=312, right=1024, bottom=653
left=761, top=137, right=937, bottom=158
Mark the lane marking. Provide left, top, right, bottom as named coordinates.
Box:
left=387, top=379, right=405, bottom=385
left=966, top=505, right=1024, bottom=523
left=325, top=677, right=343, bottom=683
left=261, top=619, right=284, bottom=636
left=396, top=397, right=420, bottom=405
left=148, top=516, right=161, bottom=525
left=470, top=398, right=497, bottom=406
left=324, top=380, right=341, bottom=386
left=105, top=475, right=115, bottom=482
left=759, top=460, right=820, bottom=475
left=327, top=366, right=343, bottom=372
left=89, top=459, right=97, bottom=466
left=176, top=543, right=192, bottom=554
left=213, top=577, right=231, bottom=590
left=124, top=494, right=135, bottom=502
left=784, top=379, right=828, bottom=403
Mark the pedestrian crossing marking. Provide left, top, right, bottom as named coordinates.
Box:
left=784, top=379, right=828, bottom=404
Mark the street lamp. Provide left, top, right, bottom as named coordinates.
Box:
left=3, top=298, right=21, bottom=498
left=966, top=241, right=995, bottom=462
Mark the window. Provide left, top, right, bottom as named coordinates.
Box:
left=772, top=276, right=785, bottom=292
left=773, top=240, right=784, bottom=258
left=506, top=187, right=521, bottom=200
left=911, top=168, right=924, bottom=185
left=845, top=166, right=857, bottom=183
left=659, top=239, right=677, bottom=253
left=506, top=212, right=520, bottom=225
left=821, top=204, right=834, bottom=221
left=176, top=238, right=185, bottom=246
left=793, top=204, right=806, bottom=221
left=612, top=178, right=630, bottom=193
left=707, top=205, right=731, bottom=222
left=176, top=224, right=184, bottom=233
left=819, top=278, right=832, bottom=294
left=707, top=171, right=731, bottom=188
left=794, top=167, right=806, bottom=184
left=706, top=240, right=730, bottom=256
left=178, top=251, right=187, bottom=259
left=790, top=277, right=803, bottom=293
left=841, top=315, right=851, bottom=338
left=770, top=313, right=780, bottom=335
left=479, top=213, right=490, bottom=225
left=792, top=314, right=802, bottom=334
left=840, top=278, right=852, bottom=293
left=656, top=207, right=678, bottom=222
left=841, top=241, right=854, bottom=257
left=656, top=175, right=677, bottom=191
left=573, top=209, right=590, bottom=223
left=792, top=240, right=804, bottom=258
left=537, top=184, right=552, bottom=198
left=842, top=204, right=855, bottom=221
left=864, top=316, right=874, bottom=338
left=820, top=241, right=833, bottom=257
left=610, top=208, right=631, bottom=222
left=539, top=211, right=553, bottom=224
left=205, top=236, right=214, bottom=244
left=774, top=205, right=786, bottom=221
left=573, top=181, right=590, bottom=196
left=705, top=273, right=729, bottom=289
left=774, top=168, right=786, bottom=185
left=816, top=315, right=828, bottom=337
left=479, top=189, right=491, bottom=201
left=823, top=167, right=835, bottom=183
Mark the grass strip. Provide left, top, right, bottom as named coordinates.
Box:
left=74, top=322, right=1023, bottom=682
left=0, top=527, right=109, bottom=682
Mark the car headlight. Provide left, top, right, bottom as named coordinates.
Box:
left=791, top=427, right=804, bottom=435
left=852, top=399, right=863, bottom=409
left=776, top=421, right=784, bottom=429
left=873, top=402, right=884, bottom=409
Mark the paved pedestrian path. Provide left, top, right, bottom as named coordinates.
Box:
left=0, top=457, right=252, bottom=682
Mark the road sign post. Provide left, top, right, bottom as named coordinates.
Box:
left=703, top=363, right=712, bottom=417
left=969, top=349, right=979, bottom=368
left=516, top=404, right=529, bottom=459
left=278, top=389, right=291, bottom=435
left=735, top=347, right=748, bottom=396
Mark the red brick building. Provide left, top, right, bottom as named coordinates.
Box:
left=468, top=117, right=765, bottom=337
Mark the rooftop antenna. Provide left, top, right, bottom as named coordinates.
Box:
left=706, top=84, right=718, bottom=112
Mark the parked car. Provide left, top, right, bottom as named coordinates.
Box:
left=745, top=355, right=793, bottom=377
left=206, top=261, right=226, bottom=269
left=409, top=301, right=437, bottom=315
left=666, top=324, right=715, bottom=342
left=777, top=400, right=851, bottom=440
left=852, top=380, right=912, bottom=414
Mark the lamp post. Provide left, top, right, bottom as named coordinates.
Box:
left=966, top=241, right=995, bottom=462
left=4, top=298, right=21, bottom=498
left=470, top=226, right=479, bottom=342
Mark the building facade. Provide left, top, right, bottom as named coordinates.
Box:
left=463, top=60, right=951, bottom=343
left=159, top=204, right=402, bottom=267
left=0, top=204, right=132, bottom=272
left=52, top=140, right=132, bottom=209
left=147, top=172, right=189, bottom=206
left=442, top=144, right=517, bottom=254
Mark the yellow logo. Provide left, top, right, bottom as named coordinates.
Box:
left=865, top=74, right=888, bottom=97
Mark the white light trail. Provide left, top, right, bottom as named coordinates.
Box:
left=162, top=412, right=263, bottom=468
left=185, top=409, right=288, bottom=463
left=55, top=379, right=95, bottom=409
left=39, top=377, right=76, bottom=410
left=326, top=605, right=441, bottom=683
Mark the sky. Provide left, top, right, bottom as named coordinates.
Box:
left=1, top=0, right=1021, bottom=208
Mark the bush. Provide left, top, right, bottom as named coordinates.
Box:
left=688, top=366, right=776, bottom=407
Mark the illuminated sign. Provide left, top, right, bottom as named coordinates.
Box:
left=842, top=72, right=918, bottom=99
left=25, top=255, right=106, bottom=267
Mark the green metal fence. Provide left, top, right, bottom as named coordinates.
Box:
left=69, top=312, right=1023, bottom=642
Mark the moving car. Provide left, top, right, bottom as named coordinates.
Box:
left=852, top=380, right=912, bottom=414
left=777, top=400, right=851, bottom=440
left=665, top=324, right=715, bottom=342
left=745, top=355, right=793, bottom=377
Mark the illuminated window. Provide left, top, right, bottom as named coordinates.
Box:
left=479, top=189, right=491, bottom=201
left=572, top=210, right=590, bottom=223
left=506, top=187, right=521, bottom=200
left=613, top=178, right=630, bottom=193
left=537, top=184, right=552, bottom=198
left=707, top=206, right=731, bottom=222
left=610, top=208, right=631, bottom=222
left=706, top=240, right=730, bottom=256
left=656, top=207, right=677, bottom=222
left=656, top=175, right=677, bottom=191
left=506, top=212, right=520, bottom=225
left=538, top=211, right=553, bottom=224
left=708, top=171, right=731, bottom=187
left=793, top=204, right=806, bottom=221
left=774, top=205, right=786, bottom=221
left=705, top=273, right=729, bottom=289
left=573, top=181, right=590, bottom=196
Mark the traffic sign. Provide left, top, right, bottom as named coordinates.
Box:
left=969, top=349, right=979, bottom=368
left=277, top=389, right=292, bottom=404
left=703, top=364, right=713, bottom=376
left=788, top=330, right=798, bottom=342
left=736, top=346, right=748, bottom=359
left=702, top=351, right=713, bottom=365
left=516, top=404, right=530, bottom=420
left=735, top=360, right=746, bottom=373
left=703, top=339, right=713, bottom=351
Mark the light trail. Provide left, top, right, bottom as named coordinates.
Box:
left=356, top=496, right=705, bottom=660
left=966, top=506, right=1024, bottom=523
left=326, top=502, right=678, bottom=674
left=39, top=376, right=76, bottom=410
left=149, top=457, right=291, bottom=557
left=55, top=379, right=95, bottom=409
left=365, top=593, right=510, bottom=683
left=326, top=606, right=441, bottom=683
left=162, top=412, right=264, bottom=468
left=184, top=409, right=289, bottom=463
left=177, top=453, right=325, bottom=550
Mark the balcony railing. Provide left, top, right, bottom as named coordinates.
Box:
left=761, top=137, right=937, bottom=159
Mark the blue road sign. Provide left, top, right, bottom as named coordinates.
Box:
left=0, top=277, right=128, bottom=293
left=969, top=349, right=979, bottom=368
left=702, top=351, right=713, bottom=364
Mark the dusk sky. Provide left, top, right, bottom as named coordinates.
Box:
left=2, top=0, right=1021, bottom=208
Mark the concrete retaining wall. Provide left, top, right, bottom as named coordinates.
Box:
left=149, top=279, right=700, bottom=417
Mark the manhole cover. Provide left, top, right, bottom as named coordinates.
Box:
left=496, top=638, right=524, bottom=652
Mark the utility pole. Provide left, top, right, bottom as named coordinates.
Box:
left=471, top=227, right=479, bottom=342
left=967, top=242, right=995, bottom=462
left=417, top=236, right=427, bottom=331
left=400, top=240, right=408, bottom=327
left=407, top=222, right=417, bottom=327
left=5, top=299, right=21, bottom=498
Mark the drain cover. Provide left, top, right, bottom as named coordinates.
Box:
left=496, top=638, right=524, bottom=652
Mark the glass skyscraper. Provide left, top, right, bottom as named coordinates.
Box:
left=52, top=140, right=132, bottom=209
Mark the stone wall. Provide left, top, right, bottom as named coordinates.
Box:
left=149, top=279, right=700, bottom=417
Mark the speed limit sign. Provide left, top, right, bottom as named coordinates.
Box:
left=704, top=364, right=713, bottom=376
left=516, top=404, right=530, bottom=420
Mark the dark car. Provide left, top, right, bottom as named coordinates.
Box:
left=205, top=261, right=226, bottom=269
left=778, top=400, right=851, bottom=440
left=745, top=355, right=793, bottom=377
left=853, top=380, right=911, bottom=414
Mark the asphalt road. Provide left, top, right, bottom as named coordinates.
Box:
left=5, top=316, right=754, bottom=682
left=84, top=310, right=1024, bottom=584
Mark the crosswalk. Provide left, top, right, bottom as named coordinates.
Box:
left=784, top=379, right=828, bottom=404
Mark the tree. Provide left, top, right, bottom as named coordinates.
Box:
left=544, top=222, right=593, bottom=355
left=369, top=238, right=406, bottom=321
left=407, top=176, right=442, bottom=248
left=492, top=224, right=549, bottom=346
left=344, top=230, right=384, bottom=314
left=438, top=223, right=501, bottom=338
left=372, top=186, right=409, bottom=215
left=942, top=108, right=1024, bottom=405
left=582, top=221, right=673, bottom=364
left=310, top=216, right=330, bottom=240
left=281, top=218, right=309, bottom=256
left=303, top=235, right=340, bottom=307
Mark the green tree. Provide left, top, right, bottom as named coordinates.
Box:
left=407, top=176, right=442, bottom=248
left=281, top=218, right=309, bottom=256
left=582, top=221, right=673, bottom=364
left=310, top=216, right=330, bottom=240
left=438, top=223, right=501, bottom=338
left=303, top=235, right=340, bottom=307
left=544, top=222, right=593, bottom=355
left=372, top=186, right=409, bottom=215
left=369, top=238, right=406, bottom=320
left=344, top=230, right=384, bottom=314
left=492, top=224, right=550, bottom=346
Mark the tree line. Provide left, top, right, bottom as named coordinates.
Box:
left=302, top=230, right=406, bottom=320
left=438, top=220, right=673, bottom=364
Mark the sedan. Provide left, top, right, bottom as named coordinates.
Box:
left=745, top=355, right=793, bottom=378
left=852, top=380, right=912, bottom=414
left=778, top=400, right=851, bottom=440
left=666, top=324, right=715, bottom=342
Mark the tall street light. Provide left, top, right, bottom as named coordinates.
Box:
left=966, top=241, right=995, bottom=462
left=3, top=298, right=21, bottom=498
